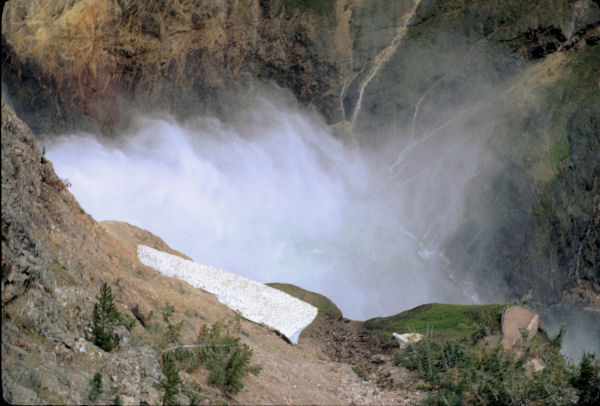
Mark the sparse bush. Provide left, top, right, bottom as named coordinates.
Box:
left=352, top=362, right=369, bottom=381
left=159, top=320, right=184, bottom=351
left=11, top=157, right=20, bottom=176
left=285, top=0, right=334, bottom=15
left=112, top=394, right=123, bottom=406
left=117, top=312, right=136, bottom=331
left=89, top=372, right=103, bottom=402
left=182, top=382, right=206, bottom=405
left=161, top=302, right=175, bottom=325
left=165, top=321, right=261, bottom=393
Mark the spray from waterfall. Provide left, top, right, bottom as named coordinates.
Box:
left=46, top=84, right=486, bottom=319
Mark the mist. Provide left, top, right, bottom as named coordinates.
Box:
left=46, top=87, right=492, bottom=320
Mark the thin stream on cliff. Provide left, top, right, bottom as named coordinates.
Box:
left=349, top=0, right=422, bottom=129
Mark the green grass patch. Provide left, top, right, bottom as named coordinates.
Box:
left=267, top=283, right=342, bottom=319
left=364, top=303, right=507, bottom=342
left=550, top=135, right=570, bottom=169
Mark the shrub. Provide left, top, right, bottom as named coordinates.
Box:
left=89, top=372, right=103, bottom=402
left=572, top=352, right=600, bottom=406
left=156, top=354, right=183, bottom=405
left=352, top=362, right=369, bottom=381
left=91, top=282, right=121, bottom=351
left=195, top=322, right=259, bottom=393
left=117, top=312, right=136, bottom=331
left=159, top=320, right=184, bottom=351
left=160, top=302, right=175, bottom=325
left=165, top=321, right=261, bottom=393
left=285, top=0, right=334, bottom=15
left=395, top=329, right=578, bottom=405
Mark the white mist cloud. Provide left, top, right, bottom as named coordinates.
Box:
left=46, top=91, right=485, bottom=319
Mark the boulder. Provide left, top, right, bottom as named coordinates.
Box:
left=392, top=332, right=423, bottom=348
left=501, top=306, right=539, bottom=351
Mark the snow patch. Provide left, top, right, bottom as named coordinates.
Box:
left=137, top=245, right=318, bottom=344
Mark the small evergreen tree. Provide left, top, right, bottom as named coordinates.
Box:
left=89, top=372, right=104, bottom=401
left=92, top=282, right=121, bottom=351
left=573, top=352, right=600, bottom=406
left=156, top=355, right=182, bottom=405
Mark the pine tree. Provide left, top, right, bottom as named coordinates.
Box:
left=92, top=282, right=121, bottom=351
left=574, top=352, right=600, bottom=406
left=89, top=372, right=104, bottom=401
left=156, top=355, right=182, bottom=405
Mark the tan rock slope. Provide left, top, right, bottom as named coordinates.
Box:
left=2, top=97, right=422, bottom=404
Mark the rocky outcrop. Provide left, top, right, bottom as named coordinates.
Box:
left=1, top=97, right=164, bottom=404
left=501, top=306, right=539, bottom=351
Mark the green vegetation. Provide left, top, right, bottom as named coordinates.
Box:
left=164, top=321, right=261, bottom=393
left=160, top=302, right=175, bottom=324
left=572, top=352, right=600, bottom=406
left=395, top=329, right=584, bottom=405
left=383, top=306, right=599, bottom=405
left=550, top=135, right=570, bottom=169
left=542, top=45, right=599, bottom=173
left=156, top=355, right=183, bottom=405
left=112, top=394, right=123, bottom=406
left=90, top=281, right=138, bottom=351
left=146, top=304, right=260, bottom=397
left=117, top=312, right=136, bottom=331
left=91, top=282, right=121, bottom=352
left=527, top=44, right=600, bottom=286
left=285, top=0, right=334, bottom=15
left=159, top=320, right=184, bottom=351
left=352, top=362, right=370, bottom=381
left=11, top=157, right=20, bottom=177
left=268, top=282, right=342, bottom=319
left=182, top=382, right=211, bottom=405
left=88, top=372, right=104, bottom=402
left=364, top=303, right=506, bottom=342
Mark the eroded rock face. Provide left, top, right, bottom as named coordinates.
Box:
left=1, top=98, right=162, bottom=404
left=1, top=0, right=355, bottom=133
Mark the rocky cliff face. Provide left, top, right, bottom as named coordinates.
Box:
left=1, top=0, right=344, bottom=133
left=2, top=0, right=599, bottom=353
left=1, top=97, right=164, bottom=404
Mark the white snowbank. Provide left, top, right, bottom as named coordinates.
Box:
left=137, top=245, right=318, bottom=344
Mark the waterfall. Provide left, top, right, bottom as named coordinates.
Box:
left=349, top=0, right=421, bottom=129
